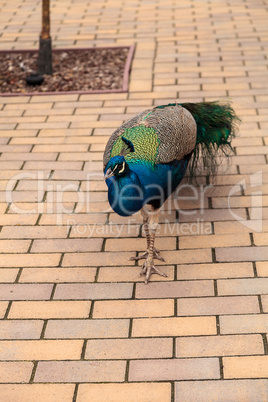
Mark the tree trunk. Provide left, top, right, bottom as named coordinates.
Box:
left=38, top=0, right=53, bottom=75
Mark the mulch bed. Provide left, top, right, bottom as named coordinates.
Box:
left=0, top=47, right=130, bottom=95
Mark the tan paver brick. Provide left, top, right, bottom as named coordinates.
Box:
left=0, top=253, right=61, bottom=268
left=220, top=314, right=268, bottom=334
left=0, top=384, right=75, bottom=402
left=177, top=262, right=254, bottom=279
left=256, top=262, right=268, bottom=276
left=262, top=295, right=268, bottom=312
left=175, top=380, right=268, bottom=402
left=0, top=302, right=9, bottom=318
left=135, top=280, right=214, bottom=298
left=0, top=284, right=53, bottom=300
left=179, top=233, right=251, bottom=249
left=19, top=267, right=97, bottom=283
left=93, top=299, right=174, bottom=318
left=98, top=266, right=174, bottom=282
left=0, top=362, right=33, bottom=383
left=218, top=278, right=268, bottom=295
left=0, top=225, right=68, bottom=239
left=216, top=247, right=268, bottom=262
left=105, top=236, right=176, bottom=251
left=54, top=283, right=133, bottom=300
left=0, top=340, right=83, bottom=360
left=155, top=249, right=212, bottom=264
left=177, top=296, right=260, bottom=316
left=132, top=316, right=216, bottom=337
left=223, top=356, right=268, bottom=379
left=63, top=251, right=135, bottom=267
left=31, top=238, right=103, bottom=253
left=0, top=240, right=30, bottom=253
left=8, top=301, right=91, bottom=319
left=34, top=360, right=126, bottom=383
left=45, top=318, right=129, bottom=339
left=0, top=320, right=43, bottom=339
left=176, top=334, right=264, bottom=357
left=129, top=358, right=220, bottom=381
left=77, top=383, right=171, bottom=402
left=85, top=337, right=173, bottom=359
left=0, top=268, right=19, bottom=282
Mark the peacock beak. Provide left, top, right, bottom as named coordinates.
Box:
left=104, top=167, right=114, bottom=180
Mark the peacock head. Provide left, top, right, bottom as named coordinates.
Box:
left=104, top=155, right=128, bottom=179
left=104, top=136, right=135, bottom=180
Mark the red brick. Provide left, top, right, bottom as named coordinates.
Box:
left=129, top=358, right=220, bottom=381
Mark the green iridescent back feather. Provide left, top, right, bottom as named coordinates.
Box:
left=156, top=101, right=241, bottom=177
left=110, top=125, right=160, bottom=168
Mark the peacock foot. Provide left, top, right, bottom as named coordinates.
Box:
left=140, top=259, right=168, bottom=284
left=130, top=248, right=165, bottom=262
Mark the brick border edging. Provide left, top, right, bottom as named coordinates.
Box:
left=0, top=44, right=135, bottom=97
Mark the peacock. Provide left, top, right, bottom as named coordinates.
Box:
left=103, top=102, right=240, bottom=283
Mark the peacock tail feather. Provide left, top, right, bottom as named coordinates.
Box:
left=156, top=101, right=241, bottom=177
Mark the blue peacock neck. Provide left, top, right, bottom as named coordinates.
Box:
left=104, top=156, right=145, bottom=216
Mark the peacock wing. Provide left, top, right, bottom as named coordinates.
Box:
left=103, top=104, right=197, bottom=169
left=142, top=104, right=197, bottom=164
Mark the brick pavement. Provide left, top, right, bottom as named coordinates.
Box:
left=0, top=0, right=268, bottom=401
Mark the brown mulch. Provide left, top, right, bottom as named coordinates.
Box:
left=0, top=47, right=129, bottom=94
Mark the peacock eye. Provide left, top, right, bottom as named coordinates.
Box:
left=116, top=162, right=125, bottom=174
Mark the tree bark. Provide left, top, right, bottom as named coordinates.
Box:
left=38, top=0, right=53, bottom=75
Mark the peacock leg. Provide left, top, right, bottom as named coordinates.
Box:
left=140, top=209, right=167, bottom=284
left=130, top=206, right=165, bottom=262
